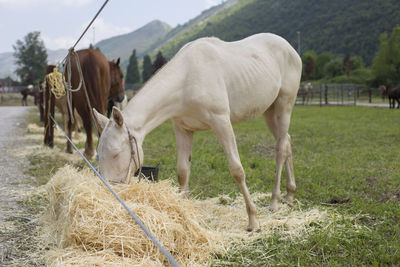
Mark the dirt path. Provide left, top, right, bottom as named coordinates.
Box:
left=0, top=106, right=40, bottom=265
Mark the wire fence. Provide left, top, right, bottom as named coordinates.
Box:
left=295, top=83, right=386, bottom=106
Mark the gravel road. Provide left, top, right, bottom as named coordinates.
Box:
left=0, top=106, right=39, bottom=265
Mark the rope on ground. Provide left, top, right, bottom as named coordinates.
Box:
left=49, top=115, right=180, bottom=267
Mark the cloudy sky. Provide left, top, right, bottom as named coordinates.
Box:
left=0, top=0, right=222, bottom=53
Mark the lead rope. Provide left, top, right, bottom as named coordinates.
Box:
left=62, top=48, right=95, bottom=133
left=126, top=126, right=142, bottom=183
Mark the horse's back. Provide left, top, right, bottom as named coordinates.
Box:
left=73, top=49, right=110, bottom=114
left=176, top=33, right=302, bottom=124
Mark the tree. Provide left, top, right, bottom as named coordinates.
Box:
left=152, top=51, right=167, bottom=74
left=142, top=55, right=153, bottom=83
left=13, top=31, right=48, bottom=84
left=324, top=58, right=343, bottom=78
left=314, top=52, right=332, bottom=80
left=343, top=54, right=354, bottom=77
left=301, top=51, right=316, bottom=80
left=372, top=26, right=400, bottom=85
left=126, top=49, right=140, bottom=84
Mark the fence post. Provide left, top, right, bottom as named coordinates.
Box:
left=319, top=84, right=322, bottom=106
left=369, top=88, right=372, bottom=103
left=341, top=85, right=344, bottom=105
left=324, top=84, right=328, bottom=105
left=354, top=86, right=357, bottom=105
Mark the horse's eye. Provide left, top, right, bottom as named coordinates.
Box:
left=113, top=153, right=119, bottom=159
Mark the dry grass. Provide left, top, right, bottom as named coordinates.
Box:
left=20, top=122, right=358, bottom=266
left=42, top=166, right=223, bottom=267
left=37, top=165, right=337, bottom=266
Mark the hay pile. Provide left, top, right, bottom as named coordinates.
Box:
left=43, top=166, right=222, bottom=266
left=26, top=123, right=85, bottom=144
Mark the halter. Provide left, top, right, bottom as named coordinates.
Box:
left=125, top=125, right=142, bottom=183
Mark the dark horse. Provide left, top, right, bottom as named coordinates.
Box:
left=381, top=84, right=400, bottom=109
left=43, top=49, right=124, bottom=158
left=20, top=85, right=38, bottom=106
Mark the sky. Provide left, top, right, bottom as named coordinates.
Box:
left=0, top=0, right=222, bottom=53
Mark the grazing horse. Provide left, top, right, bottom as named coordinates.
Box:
left=93, top=33, right=302, bottom=231
left=65, top=49, right=124, bottom=158
left=380, top=84, right=400, bottom=108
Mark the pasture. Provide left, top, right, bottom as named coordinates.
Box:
left=24, top=105, right=400, bottom=265
left=0, top=93, right=36, bottom=106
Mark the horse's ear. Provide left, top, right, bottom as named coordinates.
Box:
left=116, top=58, right=120, bottom=66
left=112, top=106, right=124, bottom=127
left=92, top=108, right=109, bottom=135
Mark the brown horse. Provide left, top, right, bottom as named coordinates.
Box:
left=43, top=65, right=83, bottom=146
left=380, top=84, right=400, bottom=109
left=65, top=49, right=124, bottom=158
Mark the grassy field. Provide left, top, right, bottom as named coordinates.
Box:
left=141, top=105, right=400, bottom=265
left=25, top=105, right=400, bottom=265
left=0, top=93, right=36, bottom=106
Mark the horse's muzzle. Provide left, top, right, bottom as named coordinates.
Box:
left=114, top=93, right=124, bottom=103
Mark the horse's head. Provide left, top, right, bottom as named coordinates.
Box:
left=93, top=106, right=143, bottom=183
left=109, top=58, right=125, bottom=103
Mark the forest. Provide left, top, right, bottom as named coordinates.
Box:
left=159, top=0, right=400, bottom=68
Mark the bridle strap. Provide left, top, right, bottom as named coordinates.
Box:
left=125, top=125, right=142, bottom=182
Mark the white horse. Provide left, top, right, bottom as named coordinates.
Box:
left=93, top=33, right=302, bottom=231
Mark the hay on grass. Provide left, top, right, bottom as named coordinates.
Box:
left=43, top=166, right=222, bottom=266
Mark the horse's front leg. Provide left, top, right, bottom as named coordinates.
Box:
left=211, top=114, right=259, bottom=232
left=173, top=121, right=193, bottom=198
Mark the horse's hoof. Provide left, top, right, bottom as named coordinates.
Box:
left=269, top=202, right=279, bottom=212
left=283, top=195, right=295, bottom=207
left=84, top=153, right=94, bottom=159
left=246, top=221, right=260, bottom=232
left=247, top=227, right=261, bottom=233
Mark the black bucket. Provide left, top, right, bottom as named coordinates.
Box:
left=135, top=162, right=161, bottom=182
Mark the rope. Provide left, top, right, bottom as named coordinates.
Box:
left=59, top=0, right=110, bottom=127
left=49, top=115, right=180, bottom=267
left=71, top=0, right=110, bottom=50
left=45, top=65, right=66, bottom=99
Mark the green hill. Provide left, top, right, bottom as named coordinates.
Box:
left=157, top=0, right=400, bottom=65
left=96, top=20, right=171, bottom=68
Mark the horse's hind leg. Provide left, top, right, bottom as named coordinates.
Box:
left=264, top=96, right=296, bottom=211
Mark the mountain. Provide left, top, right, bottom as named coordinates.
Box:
left=141, top=0, right=240, bottom=57
left=0, top=20, right=170, bottom=80
left=156, top=0, right=400, bottom=65
left=0, top=49, right=68, bottom=80
left=95, top=20, right=171, bottom=68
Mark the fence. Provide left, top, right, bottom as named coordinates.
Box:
left=296, top=83, right=385, bottom=106
left=0, top=85, right=29, bottom=93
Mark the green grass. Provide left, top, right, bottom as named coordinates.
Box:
left=0, top=93, right=36, bottom=106
left=24, top=105, right=400, bottom=265
left=141, top=105, right=400, bottom=265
